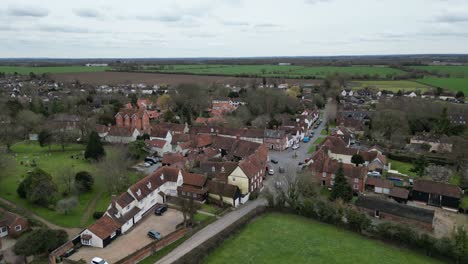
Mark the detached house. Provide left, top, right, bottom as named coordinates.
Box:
left=0, top=208, right=29, bottom=238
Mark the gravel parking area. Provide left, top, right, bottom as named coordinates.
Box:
left=69, top=209, right=183, bottom=263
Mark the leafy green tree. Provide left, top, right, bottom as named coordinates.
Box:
left=17, top=168, right=58, bottom=206
left=435, top=107, right=450, bottom=135
left=453, top=226, right=468, bottom=264
left=84, top=131, right=105, bottom=160
left=130, top=93, right=138, bottom=107
left=411, top=155, right=428, bottom=177
left=346, top=208, right=371, bottom=233
left=38, top=130, right=53, bottom=149
left=75, top=171, right=94, bottom=193
left=330, top=165, right=353, bottom=202
left=351, top=154, right=365, bottom=167
left=14, top=229, right=68, bottom=256
left=128, top=140, right=148, bottom=160
left=456, top=91, right=465, bottom=99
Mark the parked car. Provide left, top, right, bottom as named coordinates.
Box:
left=154, top=204, right=168, bottom=215
left=143, top=162, right=152, bottom=167
left=303, top=137, right=310, bottom=143
left=304, top=158, right=311, bottom=163
left=268, top=168, right=275, bottom=175
left=271, top=159, right=279, bottom=164
left=310, top=131, right=315, bottom=136
left=91, top=257, right=108, bottom=264
left=147, top=230, right=162, bottom=240
left=292, top=144, right=300, bottom=150
left=298, top=162, right=305, bottom=166
left=367, top=171, right=381, bottom=177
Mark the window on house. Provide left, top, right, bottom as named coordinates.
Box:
left=375, top=210, right=380, bottom=218
left=353, top=184, right=358, bottom=190
left=1, top=226, right=7, bottom=233
left=232, top=177, right=235, bottom=181
left=354, top=178, right=359, bottom=183
left=136, top=189, right=141, bottom=196
left=126, top=205, right=130, bottom=210
left=82, top=239, right=91, bottom=245
left=212, top=166, right=216, bottom=172
left=322, top=172, right=326, bottom=178
left=221, top=167, right=225, bottom=173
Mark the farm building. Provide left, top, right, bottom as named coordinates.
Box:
left=356, top=196, right=434, bottom=231
left=412, top=180, right=462, bottom=211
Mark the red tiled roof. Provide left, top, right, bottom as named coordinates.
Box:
left=365, top=177, right=393, bottom=189
left=88, top=215, right=121, bottom=239
left=207, top=180, right=239, bottom=199
left=146, top=139, right=167, bottom=148
left=162, top=153, right=186, bottom=166
left=389, top=187, right=410, bottom=199
left=129, top=167, right=180, bottom=201
left=182, top=172, right=207, bottom=188
left=116, top=192, right=135, bottom=208
left=107, top=126, right=135, bottom=137
left=150, top=127, right=170, bottom=138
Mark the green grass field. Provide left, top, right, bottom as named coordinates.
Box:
left=0, top=66, right=111, bottom=75
left=350, top=80, right=431, bottom=92
left=388, top=159, right=416, bottom=177
left=0, top=141, right=140, bottom=228
left=141, top=65, right=405, bottom=79
left=204, top=213, right=442, bottom=264
left=409, top=66, right=468, bottom=78
left=416, top=78, right=468, bottom=94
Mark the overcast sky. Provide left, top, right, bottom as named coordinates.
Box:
left=1, top=0, right=468, bottom=58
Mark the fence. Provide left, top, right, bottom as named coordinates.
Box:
left=115, top=227, right=188, bottom=264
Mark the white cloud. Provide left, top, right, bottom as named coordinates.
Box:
left=7, top=5, right=49, bottom=17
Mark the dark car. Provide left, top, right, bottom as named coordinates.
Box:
left=271, top=159, right=279, bottom=164
left=147, top=230, right=162, bottom=240
left=154, top=204, right=168, bottom=215
left=298, top=162, right=305, bottom=166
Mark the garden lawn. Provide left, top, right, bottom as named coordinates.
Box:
left=204, top=213, right=443, bottom=264
left=0, top=141, right=137, bottom=228
left=388, top=159, right=416, bottom=177
left=416, top=78, right=468, bottom=94
left=0, top=66, right=111, bottom=75
left=350, top=80, right=430, bottom=92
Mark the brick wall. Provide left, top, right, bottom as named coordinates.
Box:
left=115, top=227, right=188, bottom=264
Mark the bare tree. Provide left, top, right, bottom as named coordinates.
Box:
left=57, top=166, right=76, bottom=195
left=56, top=197, right=78, bottom=215
left=177, top=196, right=200, bottom=227
left=97, top=146, right=132, bottom=194
left=325, top=99, right=337, bottom=124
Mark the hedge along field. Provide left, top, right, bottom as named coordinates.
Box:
left=409, top=65, right=468, bottom=78
left=0, top=66, right=111, bottom=75
left=416, top=78, right=468, bottom=94
left=204, top=213, right=443, bottom=264
left=142, top=65, right=406, bottom=79
left=350, top=80, right=431, bottom=92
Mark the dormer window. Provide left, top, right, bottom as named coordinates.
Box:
left=147, top=182, right=152, bottom=189
left=212, top=166, right=216, bottom=172
left=221, top=167, right=225, bottom=173
left=160, top=174, right=164, bottom=180
left=136, top=189, right=141, bottom=196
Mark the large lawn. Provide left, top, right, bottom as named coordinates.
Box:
left=204, top=213, right=443, bottom=264
left=141, top=65, right=405, bottom=79
left=350, top=80, right=431, bottom=92
left=416, top=78, right=468, bottom=94
left=0, top=141, right=139, bottom=228
left=409, top=65, right=468, bottom=78
left=0, top=66, right=111, bottom=75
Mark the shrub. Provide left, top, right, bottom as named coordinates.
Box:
left=14, top=229, right=68, bottom=256
left=93, top=211, right=104, bottom=219
left=75, top=171, right=94, bottom=193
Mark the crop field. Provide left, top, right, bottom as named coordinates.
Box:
left=349, top=80, right=431, bottom=92
left=409, top=66, right=468, bottom=78
left=0, top=141, right=140, bottom=228
left=0, top=66, right=111, bottom=75
left=204, top=213, right=442, bottom=264
left=416, top=78, right=468, bottom=94
left=141, top=65, right=405, bottom=79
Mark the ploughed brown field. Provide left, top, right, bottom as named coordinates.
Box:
left=51, top=71, right=323, bottom=86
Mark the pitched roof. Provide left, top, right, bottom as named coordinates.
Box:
left=129, top=167, right=180, bottom=201
left=199, top=161, right=239, bottom=179
left=0, top=208, right=21, bottom=227
left=150, top=127, right=170, bottom=138
left=162, top=153, right=186, bottom=165
left=87, top=215, right=121, bottom=239
left=146, top=139, right=167, bottom=148
left=182, top=171, right=208, bottom=188
left=365, top=177, right=393, bottom=189
left=413, top=180, right=462, bottom=198
left=116, top=192, right=135, bottom=208
left=207, top=180, right=240, bottom=199
left=356, top=196, right=434, bottom=224
left=309, top=152, right=367, bottom=179
left=389, top=187, right=410, bottom=199
left=171, top=134, right=191, bottom=144
left=264, top=129, right=286, bottom=139
left=107, top=126, right=136, bottom=137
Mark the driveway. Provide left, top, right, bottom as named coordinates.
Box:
left=268, top=110, right=327, bottom=178
left=69, top=209, right=183, bottom=263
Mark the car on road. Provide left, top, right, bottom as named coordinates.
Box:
left=271, top=159, right=278, bottom=164
left=310, top=131, right=314, bottom=136
left=91, top=257, right=108, bottom=264
left=292, top=144, right=300, bottom=150
left=154, top=204, right=168, bottom=215
left=268, top=168, right=275, bottom=175
left=147, top=230, right=162, bottom=240
left=298, top=162, right=305, bottom=166
left=143, top=162, right=152, bottom=167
